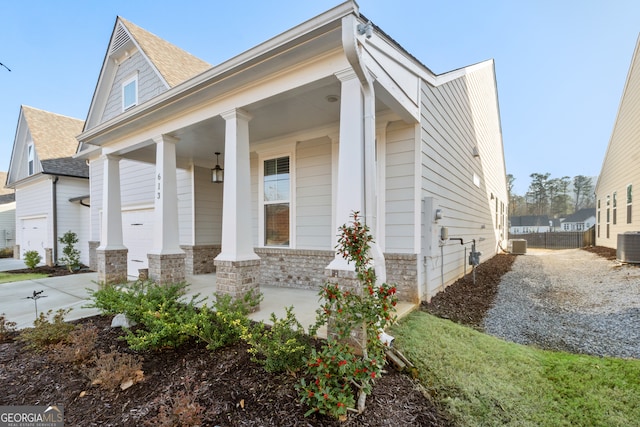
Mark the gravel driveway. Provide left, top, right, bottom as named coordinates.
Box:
left=483, top=248, right=640, bottom=359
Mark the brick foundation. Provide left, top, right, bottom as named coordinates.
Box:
left=214, top=259, right=261, bottom=312
left=97, top=248, right=128, bottom=285
left=255, top=248, right=334, bottom=290
left=181, top=245, right=220, bottom=275
left=88, top=241, right=100, bottom=272
left=148, top=252, right=186, bottom=284
left=384, top=253, right=419, bottom=303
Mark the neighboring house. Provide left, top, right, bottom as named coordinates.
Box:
left=75, top=1, right=508, bottom=304
left=509, top=215, right=551, bottom=234
left=550, top=217, right=563, bottom=232
left=0, top=171, right=16, bottom=250
left=596, top=35, right=640, bottom=248
left=5, top=106, right=89, bottom=266
left=560, top=208, right=596, bottom=232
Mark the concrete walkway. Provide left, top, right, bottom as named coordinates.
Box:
left=0, top=259, right=415, bottom=335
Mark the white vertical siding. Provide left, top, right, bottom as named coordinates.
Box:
left=595, top=37, right=640, bottom=248
left=101, top=51, right=167, bottom=124
left=193, top=165, right=223, bottom=245
left=296, top=137, right=332, bottom=249
left=54, top=177, right=90, bottom=265
left=385, top=122, right=416, bottom=253
left=420, top=62, right=507, bottom=298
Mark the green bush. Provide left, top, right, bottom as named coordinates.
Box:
left=87, top=280, right=262, bottom=352
left=183, top=290, right=262, bottom=351
left=23, top=250, right=42, bottom=269
left=58, top=230, right=81, bottom=272
left=17, top=308, right=75, bottom=351
left=242, top=306, right=311, bottom=373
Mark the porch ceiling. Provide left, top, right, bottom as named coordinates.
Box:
left=125, top=77, right=390, bottom=169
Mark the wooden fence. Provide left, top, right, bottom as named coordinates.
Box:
left=509, top=227, right=595, bottom=249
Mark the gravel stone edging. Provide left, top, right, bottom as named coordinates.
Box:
left=483, top=248, right=640, bottom=359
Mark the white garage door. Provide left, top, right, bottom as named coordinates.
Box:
left=21, top=217, right=47, bottom=261
left=122, top=209, right=154, bottom=277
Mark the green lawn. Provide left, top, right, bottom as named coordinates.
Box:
left=0, top=272, right=48, bottom=284
left=391, top=311, right=640, bottom=427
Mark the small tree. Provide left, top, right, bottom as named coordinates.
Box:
left=23, top=250, right=42, bottom=270
left=58, top=231, right=81, bottom=272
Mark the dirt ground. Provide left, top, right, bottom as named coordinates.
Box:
left=0, top=247, right=615, bottom=426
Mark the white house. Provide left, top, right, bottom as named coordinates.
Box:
left=560, top=208, right=596, bottom=232
left=509, top=215, right=551, bottom=234
left=5, top=106, right=90, bottom=266
left=76, top=1, right=508, bottom=304
left=0, top=171, right=16, bottom=251
left=596, top=34, right=640, bottom=248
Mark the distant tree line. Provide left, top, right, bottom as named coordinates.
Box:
left=508, top=173, right=595, bottom=218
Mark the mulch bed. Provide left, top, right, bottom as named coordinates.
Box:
left=0, top=247, right=615, bottom=426
left=5, top=265, right=93, bottom=277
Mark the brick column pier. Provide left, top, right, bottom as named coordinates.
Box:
left=97, top=248, right=128, bottom=285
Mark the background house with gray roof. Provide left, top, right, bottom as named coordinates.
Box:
left=5, top=106, right=89, bottom=266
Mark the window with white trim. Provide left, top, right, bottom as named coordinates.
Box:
left=27, top=143, right=34, bottom=175
left=263, top=156, right=290, bottom=246
left=122, top=74, right=138, bottom=111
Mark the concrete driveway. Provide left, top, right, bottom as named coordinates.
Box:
left=0, top=258, right=101, bottom=329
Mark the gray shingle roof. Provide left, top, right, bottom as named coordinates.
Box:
left=510, top=215, right=550, bottom=227
left=563, top=208, right=596, bottom=223
left=119, top=17, right=211, bottom=88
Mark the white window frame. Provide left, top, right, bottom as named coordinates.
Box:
left=27, top=143, right=34, bottom=175
left=122, top=74, right=138, bottom=111
left=258, top=148, right=295, bottom=248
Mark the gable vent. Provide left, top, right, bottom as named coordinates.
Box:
left=111, top=23, right=131, bottom=54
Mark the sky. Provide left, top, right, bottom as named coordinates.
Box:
left=1, top=1, right=639, bottom=196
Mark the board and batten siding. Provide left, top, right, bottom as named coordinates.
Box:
left=385, top=122, right=416, bottom=253
left=296, top=137, right=332, bottom=249
left=54, top=177, right=90, bottom=265
left=15, top=180, right=52, bottom=250
left=420, top=62, right=507, bottom=298
left=596, top=36, right=640, bottom=249
left=101, top=51, right=167, bottom=124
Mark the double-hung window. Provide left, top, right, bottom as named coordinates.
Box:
left=122, top=74, right=138, bottom=111
left=263, top=156, right=290, bottom=246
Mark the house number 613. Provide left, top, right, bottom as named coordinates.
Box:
left=157, top=174, right=161, bottom=199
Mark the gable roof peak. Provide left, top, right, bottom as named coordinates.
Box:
left=114, top=16, right=211, bottom=88
left=20, top=105, right=84, bottom=160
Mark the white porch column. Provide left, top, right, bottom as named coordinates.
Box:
left=216, top=109, right=259, bottom=262
left=148, top=135, right=185, bottom=284
left=98, top=154, right=125, bottom=250
left=214, top=108, right=260, bottom=309
left=150, top=135, right=183, bottom=255
left=327, top=70, right=365, bottom=270
left=96, top=154, right=128, bottom=284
